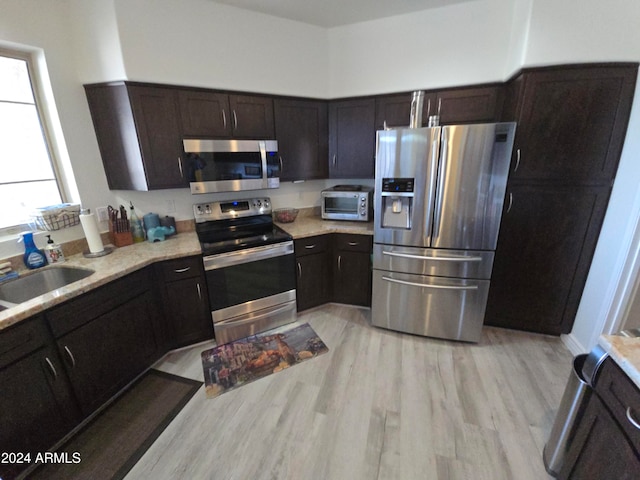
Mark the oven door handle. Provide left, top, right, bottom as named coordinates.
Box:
left=203, top=241, right=294, bottom=271
left=215, top=302, right=295, bottom=327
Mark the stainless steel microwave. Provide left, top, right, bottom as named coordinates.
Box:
left=183, top=139, right=280, bottom=194
left=321, top=185, right=373, bottom=222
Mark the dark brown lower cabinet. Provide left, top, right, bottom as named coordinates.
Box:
left=485, top=184, right=610, bottom=335
left=332, top=233, right=372, bottom=307
left=54, top=290, right=160, bottom=416
left=295, top=233, right=372, bottom=311
left=560, top=359, right=640, bottom=479
left=0, top=316, right=79, bottom=480
left=294, top=235, right=331, bottom=312
left=156, top=256, right=213, bottom=348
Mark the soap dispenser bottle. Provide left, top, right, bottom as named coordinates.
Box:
left=21, top=232, right=47, bottom=269
left=44, top=235, right=65, bottom=264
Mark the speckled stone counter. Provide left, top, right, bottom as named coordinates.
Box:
left=599, top=334, right=640, bottom=389
left=0, top=233, right=201, bottom=331
left=276, top=215, right=373, bottom=239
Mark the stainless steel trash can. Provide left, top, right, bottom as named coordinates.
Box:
left=543, top=345, right=608, bottom=477
left=543, top=353, right=590, bottom=477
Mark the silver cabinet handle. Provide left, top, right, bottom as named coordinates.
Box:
left=232, top=110, right=238, bottom=131
left=514, top=149, right=521, bottom=172
left=348, top=242, right=359, bottom=246
left=297, top=262, right=302, bottom=278
left=64, top=346, right=76, bottom=368
left=626, top=407, right=640, bottom=430
left=506, top=192, right=513, bottom=213
left=222, top=109, right=227, bottom=129
left=279, top=155, right=284, bottom=173
left=332, top=154, right=337, bottom=166
left=304, top=244, right=316, bottom=249
left=174, top=267, right=191, bottom=273
left=178, top=157, right=184, bottom=178
left=437, top=97, right=442, bottom=116
left=338, top=255, right=342, bottom=271
left=382, top=276, right=478, bottom=291
left=45, top=357, right=58, bottom=379
left=196, top=282, right=202, bottom=301
left=426, top=98, right=432, bottom=118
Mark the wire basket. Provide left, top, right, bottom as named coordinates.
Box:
left=31, top=203, right=81, bottom=231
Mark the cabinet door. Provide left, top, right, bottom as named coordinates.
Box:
left=57, top=290, right=160, bottom=416
left=0, top=318, right=79, bottom=480
left=274, top=98, right=328, bottom=181
left=128, top=85, right=186, bottom=188
left=332, top=234, right=373, bottom=307
left=296, top=253, right=331, bottom=312
left=485, top=184, right=610, bottom=335
left=511, top=65, right=637, bottom=184
left=228, top=94, right=275, bottom=139
left=559, top=394, right=640, bottom=480
left=179, top=90, right=232, bottom=137
left=329, top=98, right=376, bottom=178
left=375, top=92, right=435, bottom=130
left=437, top=85, right=503, bottom=124
left=163, top=276, right=213, bottom=348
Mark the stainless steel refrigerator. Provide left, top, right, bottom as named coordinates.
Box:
left=372, top=122, right=516, bottom=342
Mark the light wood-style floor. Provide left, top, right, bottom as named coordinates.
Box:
left=126, top=304, right=572, bottom=480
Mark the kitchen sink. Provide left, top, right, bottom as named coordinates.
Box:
left=0, top=266, right=95, bottom=305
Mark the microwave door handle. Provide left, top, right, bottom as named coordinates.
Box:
left=259, top=140, right=269, bottom=188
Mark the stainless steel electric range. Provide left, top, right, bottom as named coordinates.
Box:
left=194, top=197, right=297, bottom=345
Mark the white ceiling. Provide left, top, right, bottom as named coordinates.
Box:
left=210, top=0, right=477, bottom=27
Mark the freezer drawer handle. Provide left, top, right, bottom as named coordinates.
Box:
left=382, top=251, right=482, bottom=262
left=382, top=276, right=478, bottom=291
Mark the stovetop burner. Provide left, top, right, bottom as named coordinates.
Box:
left=194, top=197, right=292, bottom=256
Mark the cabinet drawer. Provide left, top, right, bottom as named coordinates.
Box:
left=295, top=235, right=329, bottom=257
left=157, top=256, right=203, bottom=281
left=595, top=357, right=640, bottom=451
left=47, top=268, right=151, bottom=338
left=333, top=233, right=372, bottom=253
left=0, top=316, right=48, bottom=370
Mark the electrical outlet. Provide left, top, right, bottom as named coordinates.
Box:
left=96, top=206, right=109, bottom=222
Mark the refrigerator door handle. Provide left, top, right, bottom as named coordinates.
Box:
left=382, top=276, right=478, bottom=291
left=382, top=250, right=482, bottom=262
left=432, top=132, right=448, bottom=239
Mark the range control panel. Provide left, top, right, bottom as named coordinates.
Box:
left=193, top=198, right=272, bottom=223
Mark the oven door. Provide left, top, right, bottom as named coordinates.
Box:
left=203, top=241, right=296, bottom=344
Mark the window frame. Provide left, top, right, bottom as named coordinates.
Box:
left=0, top=47, right=69, bottom=233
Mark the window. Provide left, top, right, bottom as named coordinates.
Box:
left=0, top=50, right=64, bottom=230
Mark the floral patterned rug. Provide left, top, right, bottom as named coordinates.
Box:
left=201, top=323, right=328, bottom=398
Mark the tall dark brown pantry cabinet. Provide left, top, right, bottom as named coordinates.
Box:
left=486, top=64, right=638, bottom=335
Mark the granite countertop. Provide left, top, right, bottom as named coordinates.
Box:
left=599, top=334, right=640, bottom=389
left=0, top=214, right=372, bottom=332
left=0, top=233, right=201, bottom=332
left=276, top=215, right=373, bottom=238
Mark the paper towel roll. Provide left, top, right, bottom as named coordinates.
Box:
left=79, top=211, right=104, bottom=253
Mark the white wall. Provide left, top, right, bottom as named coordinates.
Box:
left=327, top=0, right=516, bottom=97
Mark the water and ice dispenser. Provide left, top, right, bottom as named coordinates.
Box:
left=380, top=178, right=414, bottom=230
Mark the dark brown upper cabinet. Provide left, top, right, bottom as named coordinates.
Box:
left=329, top=97, right=376, bottom=178
left=374, top=85, right=503, bottom=130
left=179, top=89, right=275, bottom=139
left=85, top=82, right=186, bottom=190
left=274, top=98, right=328, bottom=181
left=506, top=64, right=637, bottom=185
